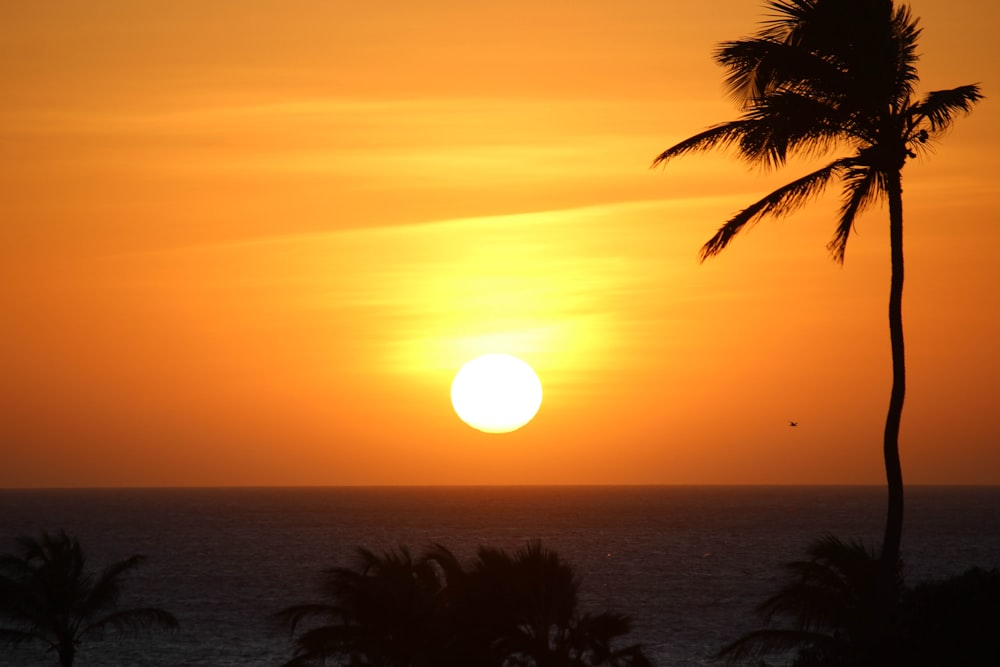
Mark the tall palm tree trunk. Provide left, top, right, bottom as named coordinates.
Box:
left=878, top=168, right=906, bottom=628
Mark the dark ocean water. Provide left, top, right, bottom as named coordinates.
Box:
left=1, top=485, right=999, bottom=667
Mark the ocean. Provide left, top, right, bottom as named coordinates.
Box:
left=1, top=485, right=999, bottom=666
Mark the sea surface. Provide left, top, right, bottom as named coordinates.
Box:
left=1, top=485, right=999, bottom=667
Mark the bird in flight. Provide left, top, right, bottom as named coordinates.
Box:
left=789, top=421, right=798, bottom=427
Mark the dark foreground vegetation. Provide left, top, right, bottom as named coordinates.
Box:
left=277, top=540, right=652, bottom=667
left=0, top=531, right=178, bottom=667
left=719, top=536, right=1000, bottom=667
left=0, top=2, right=990, bottom=665
left=2, top=531, right=999, bottom=667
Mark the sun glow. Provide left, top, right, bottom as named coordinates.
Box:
left=450, top=354, right=543, bottom=433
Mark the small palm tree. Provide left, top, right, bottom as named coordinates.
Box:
left=0, top=530, right=178, bottom=667
left=652, top=0, right=981, bottom=620
left=276, top=545, right=459, bottom=667
left=461, top=540, right=652, bottom=667
left=718, top=535, right=903, bottom=667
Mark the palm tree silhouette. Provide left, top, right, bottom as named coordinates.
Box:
left=278, top=541, right=651, bottom=667
left=459, top=540, right=652, bottom=667
left=717, top=535, right=903, bottom=666
left=720, top=539, right=1000, bottom=666
left=276, top=545, right=458, bottom=667
left=652, top=0, right=981, bottom=623
left=0, top=530, right=178, bottom=667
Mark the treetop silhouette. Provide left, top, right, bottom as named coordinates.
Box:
left=652, top=0, right=981, bottom=640
left=277, top=540, right=652, bottom=667
left=0, top=530, right=178, bottom=667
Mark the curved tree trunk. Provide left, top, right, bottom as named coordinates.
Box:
left=878, top=167, right=906, bottom=639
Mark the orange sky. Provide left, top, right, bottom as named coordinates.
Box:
left=2, top=0, right=998, bottom=487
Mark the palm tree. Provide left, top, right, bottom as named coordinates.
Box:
left=460, top=540, right=652, bottom=667
left=717, top=535, right=903, bottom=666
left=0, top=530, right=178, bottom=667
left=276, top=545, right=460, bottom=667
left=652, top=0, right=981, bottom=622
left=278, top=542, right=651, bottom=667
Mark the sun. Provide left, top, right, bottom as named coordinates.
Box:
left=451, top=354, right=543, bottom=433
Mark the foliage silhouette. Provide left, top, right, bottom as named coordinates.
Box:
left=277, top=540, right=651, bottom=667
left=718, top=539, right=1000, bottom=667
left=457, top=541, right=653, bottom=667
left=275, top=545, right=457, bottom=667
left=900, top=567, right=1000, bottom=667
left=0, top=530, right=178, bottom=667
left=652, top=0, right=981, bottom=630
left=717, top=535, right=902, bottom=666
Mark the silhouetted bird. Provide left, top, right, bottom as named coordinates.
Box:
left=789, top=421, right=798, bottom=427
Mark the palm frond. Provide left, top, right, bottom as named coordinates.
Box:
left=651, top=120, right=755, bottom=167
left=889, top=3, right=922, bottom=108
left=715, top=37, right=799, bottom=105
left=715, top=35, right=847, bottom=108
left=571, top=611, right=632, bottom=648
left=736, top=92, right=851, bottom=166
left=910, top=84, right=983, bottom=133
left=715, top=38, right=776, bottom=104
left=718, top=536, right=884, bottom=664
left=717, top=627, right=833, bottom=664
left=423, top=542, right=465, bottom=593
left=828, top=164, right=882, bottom=263
left=284, top=623, right=359, bottom=663
left=654, top=105, right=844, bottom=173
left=80, top=555, right=147, bottom=616
left=757, top=0, right=818, bottom=47
left=609, top=645, right=656, bottom=667
left=700, top=158, right=852, bottom=260
left=567, top=611, right=649, bottom=667
left=275, top=602, right=343, bottom=635
left=751, top=535, right=886, bottom=648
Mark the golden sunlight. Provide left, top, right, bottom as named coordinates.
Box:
left=450, top=354, right=543, bottom=434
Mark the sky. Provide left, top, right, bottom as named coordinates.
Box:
left=2, top=0, right=998, bottom=488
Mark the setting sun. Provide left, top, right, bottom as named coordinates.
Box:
left=451, top=354, right=543, bottom=434
left=0, top=0, right=997, bottom=487
left=2, top=2, right=998, bottom=664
